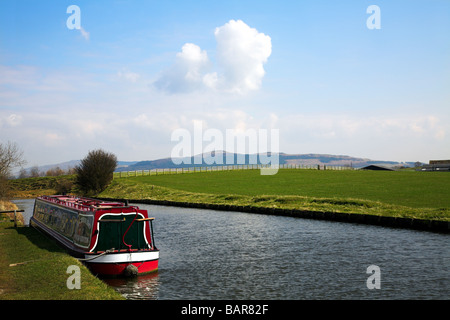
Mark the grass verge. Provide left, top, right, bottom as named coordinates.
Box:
left=0, top=208, right=124, bottom=300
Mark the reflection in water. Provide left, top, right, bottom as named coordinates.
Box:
left=102, top=272, right=160, bottom=300
left=12, top=198, right=35, bottom=225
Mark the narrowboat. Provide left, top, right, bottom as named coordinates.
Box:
left=30, top=195, right=159, bottom=277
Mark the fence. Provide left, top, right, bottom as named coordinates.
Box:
left=0, top=209, right=24, bottom=227
left=113, top=164, right=354, bottom=179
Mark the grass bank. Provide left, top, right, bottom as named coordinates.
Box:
left=0, top=208, right=124, bottom=300
left=99, top=170, right=450, bottom=224
left=8, top=175, right=75, bottom=199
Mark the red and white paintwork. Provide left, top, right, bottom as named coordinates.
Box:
left=30, top=195, right=159, bottom=277
left=84, top=251, right=160, bottom=276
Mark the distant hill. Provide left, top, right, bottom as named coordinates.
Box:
left=16, top=153, right=416, bottom=177
left=114, top=152, right=415, bottom=172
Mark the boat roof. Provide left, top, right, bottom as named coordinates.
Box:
left=38, top=195, right=131, bottom=211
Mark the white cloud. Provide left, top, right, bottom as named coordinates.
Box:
left=275, top=113, right=448, bottom=161
left=80, top=27, right=90, bottom=41
left=154, top=20, right=271, bottom=95
left=154, top=43, right=212, bottom=93
left=6, top=114, right=22, bottom=127
left=279, top=114, right=447, bottom=140
left=0, top=65, right=38, bottom=86
left=1, top=62, right=447, bottom=166
left=210, top=19, right=272, bottom=93
left=117, top=70, right=140, bottom=83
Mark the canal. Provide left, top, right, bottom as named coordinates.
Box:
left=13, top=199, right=449, bottom=300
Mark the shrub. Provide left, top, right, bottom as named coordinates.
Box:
left=75, top=149, right=117, bottom=196
left=54, top=178, right=75, bottom=195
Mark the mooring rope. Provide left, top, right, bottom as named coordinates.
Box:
left=122, top=209, right=139, bottom=251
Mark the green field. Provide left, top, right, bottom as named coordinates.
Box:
left=100, top=169, right=450, bottom=222
left=111, top=169, right=450, bottom=208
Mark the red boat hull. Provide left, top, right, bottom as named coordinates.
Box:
left=87, top=259, right=159, bottom=276
left=82, top=250, right=159, bottom=276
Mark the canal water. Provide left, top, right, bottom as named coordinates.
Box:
left=13, top=199, right=449, bottom=300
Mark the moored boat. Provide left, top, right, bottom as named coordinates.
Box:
left=30, top=195, right=159, bottom=277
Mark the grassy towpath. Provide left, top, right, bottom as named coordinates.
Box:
left=100, top=169, right=450, bottom=223
left=0, top=203, right=124, bottom=300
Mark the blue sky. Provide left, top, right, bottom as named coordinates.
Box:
left=1, top=0, right=449, bottom=167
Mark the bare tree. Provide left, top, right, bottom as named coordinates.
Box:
left=46, top=166, right=64, bottom=177
left=0, top=141, right=26, bottom=199
left=75, top=149, right=117, bottom=196
left=66, top=167, right=76, bottom=175
left=18, top=168, right=28, bottom=179
left=0, top=141, right=26, bottom=178
left=29, top=166, right=40, bottom=178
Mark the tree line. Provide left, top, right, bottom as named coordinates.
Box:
left=18, top=166, right=77, bottom=179
left=1, top=141, right=117, bottom=199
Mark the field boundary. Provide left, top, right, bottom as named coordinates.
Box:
left=113, top=164, right=353, bottom=179
left=98, top=197, right=450, bottom=234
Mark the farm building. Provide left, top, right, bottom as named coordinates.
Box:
left=421, top=160, right=450, bottom=172
left=360, top=165, right=394, bottom=171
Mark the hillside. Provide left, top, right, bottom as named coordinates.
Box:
left=17, top=153, right=417, bottom=176
left=114, top=152, right=415, bottom=172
